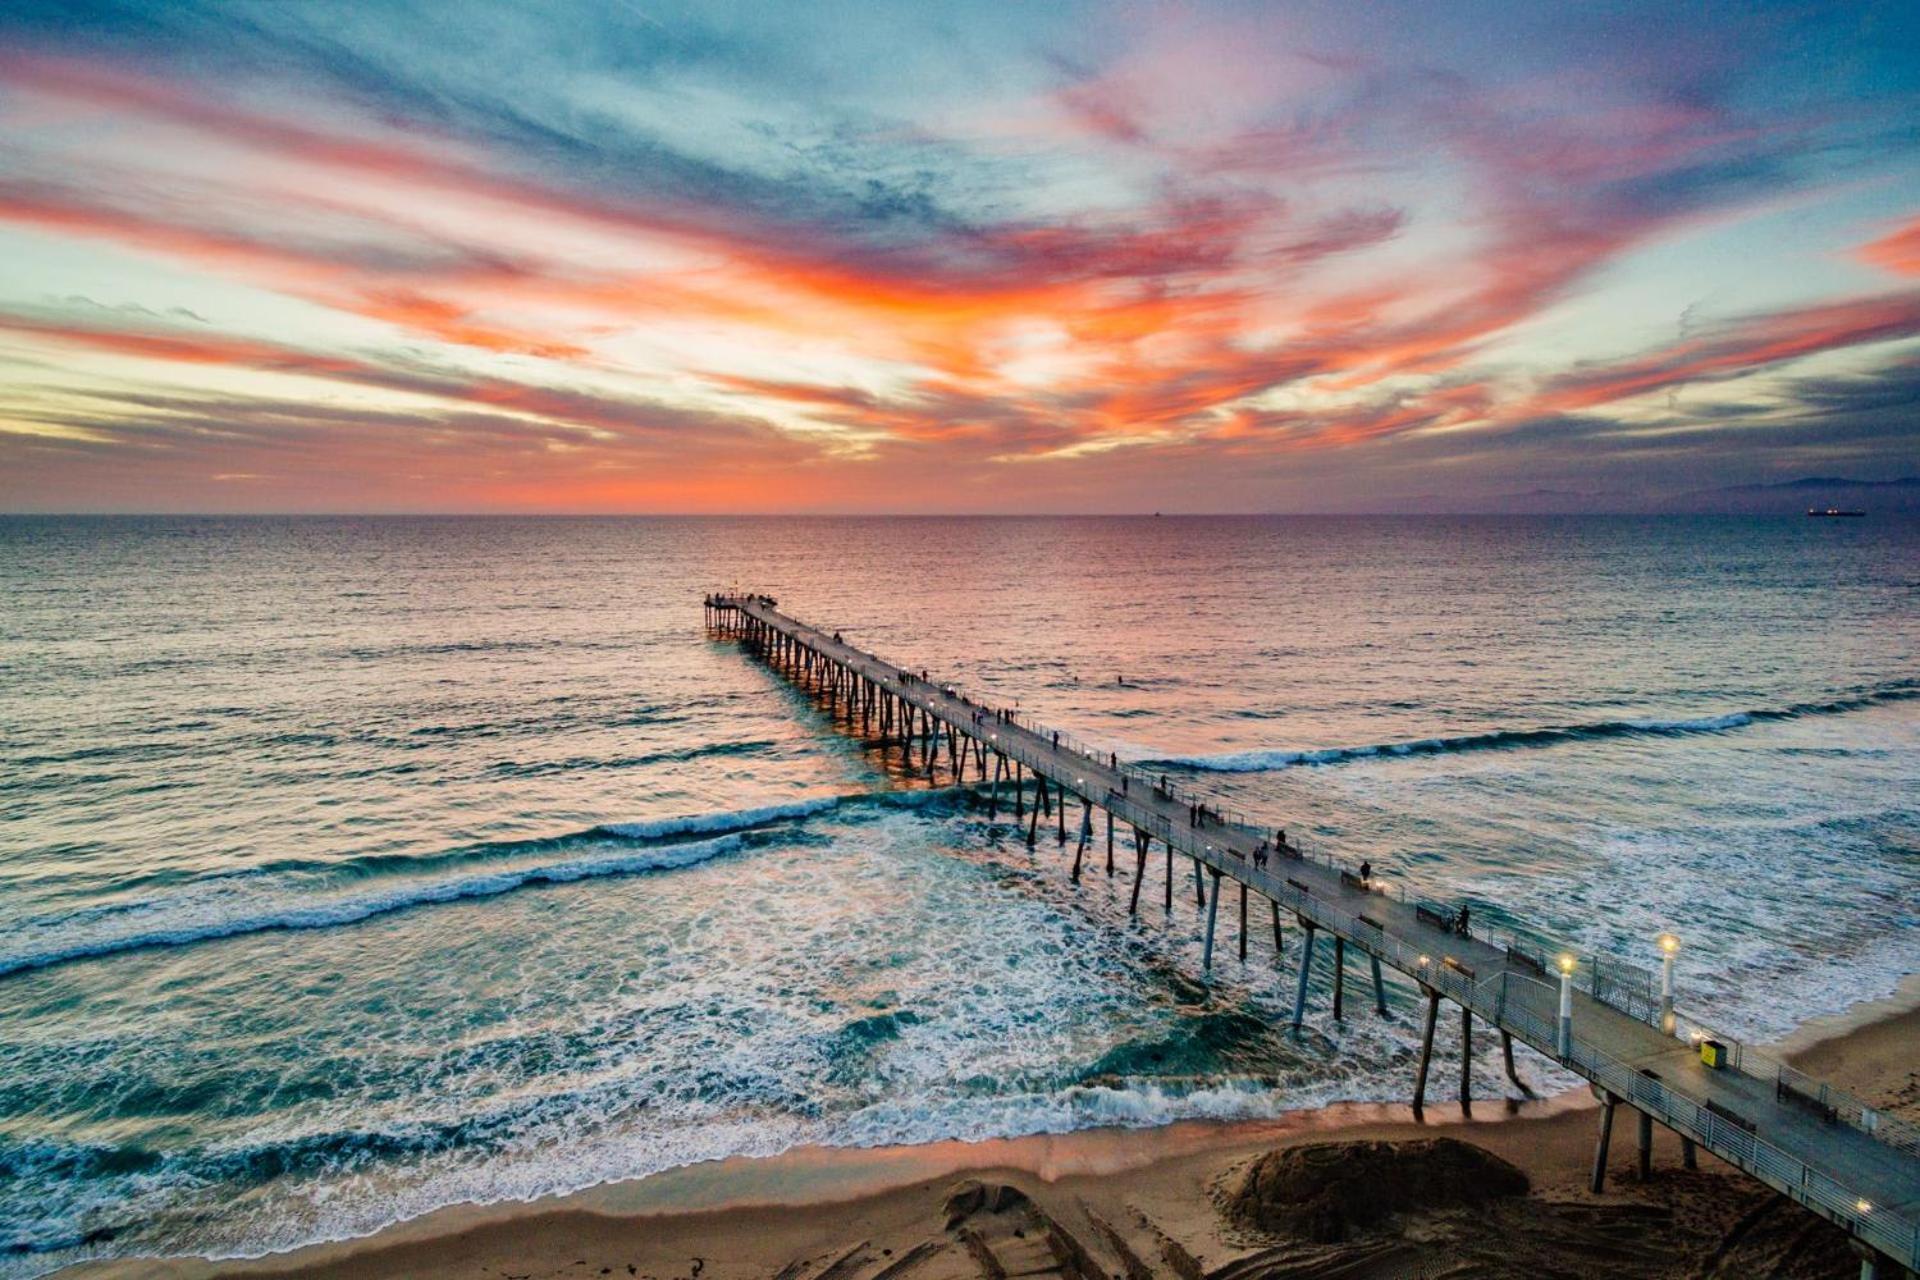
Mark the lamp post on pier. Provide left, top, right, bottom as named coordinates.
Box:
left=1657, top=933, right=1679, bottom=1034
left=1556, top=954, right=1577, bottom=1060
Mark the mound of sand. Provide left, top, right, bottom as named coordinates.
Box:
left=1224, top=1137, right=1529, bottom=1242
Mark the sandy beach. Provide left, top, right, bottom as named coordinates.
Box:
left=57, top=989, right=1916, bottom=1280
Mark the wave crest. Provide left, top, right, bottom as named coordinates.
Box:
left=0, top=789, right=967, bottom=981
left=1142, top=680, right=1918, bottom=774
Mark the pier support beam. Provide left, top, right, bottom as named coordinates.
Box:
left=1238, top=882, right=1248, bottom=961
left=1129, top=830, right=1150, bottom=914
left=1370, top=954, right=1388, bottom=1017
left=1290, top=924, right=1319, bottom=1031
left=1106, top=811, right=1114, bottom=875
left=1459, top=1007, right=1473, bottom=1106
left=1270, top=900, right=1284, bottom=958
left=1202, top=869, right=1223, bottom=971
left=1681, top=1137, right=1696, bottom=1170
left=1637, top=1108, right=1653, bottom=1181
left=1412, top=988, right=1440, bottom=1116
left=1070, top=798, right=1092, bottom=883
left=1501, top=1030, right=1530, bottom=1094
left=1591, top=1093, right=1617, bottom=1194
left=1332, top=937, right=1346, bottom=1021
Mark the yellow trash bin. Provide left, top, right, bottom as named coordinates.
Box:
left=1700, top=1039, right=1727, bottom=1069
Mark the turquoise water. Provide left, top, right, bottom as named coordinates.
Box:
left=1, top=515, right=1915, bottom=1273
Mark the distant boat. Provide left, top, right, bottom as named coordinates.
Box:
left=1806, top=508, right=1866, bottom=517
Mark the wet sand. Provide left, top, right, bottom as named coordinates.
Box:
left=61, top=993, right=1916, bottom=1280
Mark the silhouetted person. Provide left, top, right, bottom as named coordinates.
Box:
left=1360, top=860, right=1372, bottom=885
left=1456, top=904, right=1471, bottom=937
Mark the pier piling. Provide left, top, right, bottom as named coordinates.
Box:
left=1592, top=1093, right=1618, bottom=1194
left=1291, top=923, right=1318, bottom=1031
left=1459, top=1007, right=1473, bottom=1105
left=1202, top=869, right=1223, bottom=971
left=1332, top=936, right=1347, bottom=1021
left=1413, top=989, right=1440, bottom=1116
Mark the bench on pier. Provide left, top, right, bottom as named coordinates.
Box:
left=1706, top=1100, right=1757, bottom=1134
left=1338, top=870, right=1368, bottom=892
left=1506, top=944, right=1548, bottom=976
left=1285, top=877, right=1312, bottom=896
left=1415, top=904, right=1455, bottom=932
left=1441, top=956, right=1475, bottom=979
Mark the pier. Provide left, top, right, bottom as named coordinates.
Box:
left=705, top=593, right=1919, bottom=1277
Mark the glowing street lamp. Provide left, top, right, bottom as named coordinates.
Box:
left=1657, top=933, right=1680, bottom=1033
left=1556, top=954, right=1577, bottom=1059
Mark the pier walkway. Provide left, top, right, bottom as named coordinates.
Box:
left=705, top=593, right=1919, bottom=1276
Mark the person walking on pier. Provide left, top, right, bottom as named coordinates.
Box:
left=1360, top=860, right=1372, bottom=886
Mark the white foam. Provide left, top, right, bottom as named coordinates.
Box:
left=1620, top=712, right=1753, bottom=733
left=1147, top=710, right=1766, bottom=773
left=598, top=796, right=841, bottom=839
left=0, top=834, right=746, bottom=978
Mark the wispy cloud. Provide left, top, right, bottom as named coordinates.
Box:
left=1, top=1, right=1916, bottom=510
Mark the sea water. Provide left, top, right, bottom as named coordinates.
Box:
left=1, top=515, right=1914, bottom=1273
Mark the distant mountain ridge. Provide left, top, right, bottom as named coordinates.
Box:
left=1379, top=476, right=1918, bottom=514
left=1664, top=476, right=1920, bottom=514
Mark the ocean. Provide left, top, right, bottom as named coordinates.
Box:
left=1, top=515, right=1915, bottom=1274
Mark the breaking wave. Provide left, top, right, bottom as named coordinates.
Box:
left=1140, top=681, right=1919, bottom=774
left=0, top=790, right=964, bottom=981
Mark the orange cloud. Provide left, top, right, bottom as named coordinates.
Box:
left=1530, top=293, right=1920, bottom=414
left=1857, top=215, right=1920, bottom=278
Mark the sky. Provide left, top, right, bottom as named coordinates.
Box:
left=0, top=0, right=1916, bottom=513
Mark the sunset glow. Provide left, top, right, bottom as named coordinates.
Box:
left=1, top=2, right=1916, bottom=511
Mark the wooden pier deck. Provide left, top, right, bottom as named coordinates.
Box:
left=705, top=593, right=1919, bottom=1276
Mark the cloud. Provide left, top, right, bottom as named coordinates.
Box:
left=0, top=3, right=1915, bottom=510
left=1857, top=214, right=1920, bottom=277
left=1528, top=292, right=1920, bottom=413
